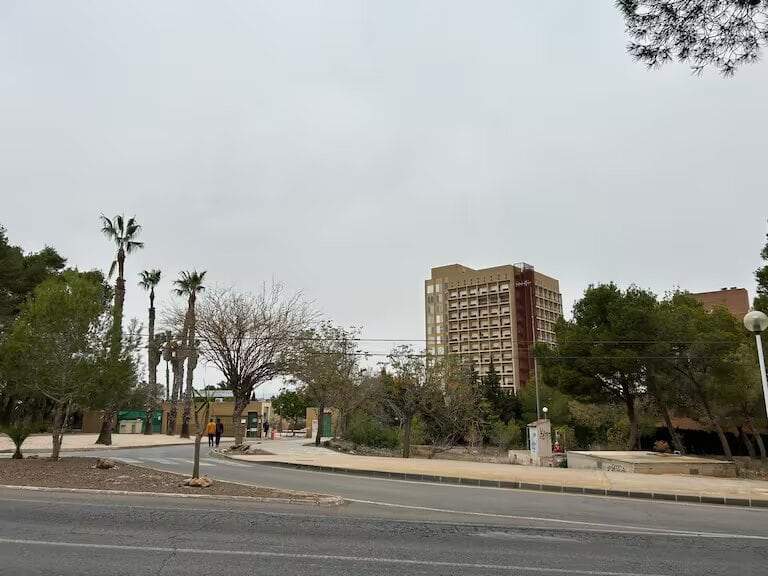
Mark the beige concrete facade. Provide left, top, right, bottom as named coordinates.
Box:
left=425, top=263, right=562, bottom=391
left=79, top=400, right=273, bottom=437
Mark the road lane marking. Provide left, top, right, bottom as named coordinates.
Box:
left=141, top=458, right=176, bottom=465
left=0, top=537, right=670, bottom=575
left=113, top=457, right=143, bottom=464
left=345, top=498, right=768, bottom=540
left=213, top=460, right=249, bottom=467
left=167, top=458, right=215, bottom=466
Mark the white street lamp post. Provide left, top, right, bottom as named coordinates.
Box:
left=542, top=406, right=549, bottom=420
left=743, top=310, right=768, bottom=418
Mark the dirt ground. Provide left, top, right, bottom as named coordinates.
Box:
left=0, top=457, right=337, bottom=502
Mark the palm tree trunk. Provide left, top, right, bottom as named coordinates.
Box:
left=180, top=348, right=197, bottom=438
left=144, top=302, right=157, bottom=435
left=112, top=248, right=126, bottom=350
left=180, top=297, right=198, bottom=439
left=98, top=249, right=127, bottom=447
left=167, top=351, right=185, bottom=435
left=180, top=391, right=192, bottom=438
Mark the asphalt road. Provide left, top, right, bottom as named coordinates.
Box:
left=2, top=489, right=767, bottom=576
left=67, top=444, right=768, bottom=538
left=3, top=443, right=763, bottom=575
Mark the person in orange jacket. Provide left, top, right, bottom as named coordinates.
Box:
left=206, top=418, right=216, bottom=447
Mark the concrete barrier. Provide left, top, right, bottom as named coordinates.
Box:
left=567, top=451, right=737, bottom=477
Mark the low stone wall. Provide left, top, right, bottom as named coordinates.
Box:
left=567, top=451, right=737, bottom=477
left=508, top=450, right=566, bottom=467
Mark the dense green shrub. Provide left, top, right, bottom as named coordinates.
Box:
left=488, top=419, right=523, bottom=450
left=344, top=414, right=399, bottom=449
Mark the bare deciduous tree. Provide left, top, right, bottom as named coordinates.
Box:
left=383, top=346, right=429, bottom=458
left=420, top=359, right=483, bottom=458
left=192, top=284, right=313, bottom=445
left=289, top=323, right=360, bottom=446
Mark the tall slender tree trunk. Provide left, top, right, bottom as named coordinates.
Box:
left=180, top=295, right=198, bottom=439
left=713, top=420, right=733, bottom=460
left=314, top=404, right=325, bottom=446
left=191, top=400, right=209, bottom=479
left=180, top=395, right=191, bottom=437
left=98, top=249, right=126, bottom=447
left=167, top=348, right=185, bottom=435
left=625, top=394, right=639, bottom=451
left=51, top=401, right=71, bottom=461
left=402, top=413, right=413, bottom=458
left=747, top=419, right=767, bottom=461
left=180, top=347, right=197, bottom=438
left=661, top=404, right=685, bottom=454
left=112, top=249, right=126, bottom=350
left=738, top=425, right=757, bottom=459
left=232, top=394, right=249, bottom=445
left=694, top=381, right=733, bottom=459
left=144, top=297, right=158, bottom=435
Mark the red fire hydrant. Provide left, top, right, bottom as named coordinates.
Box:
left=270, top=429, right=275, bottom=440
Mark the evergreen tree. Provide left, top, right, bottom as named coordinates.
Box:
left=754, top=229, right=768, bottom=313
left=480, top=364, right=521, bottom=425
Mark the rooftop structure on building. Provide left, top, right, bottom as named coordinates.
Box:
left=690, top=287, right=749, bottom=318
left=425, top=263, right=563, bottom=392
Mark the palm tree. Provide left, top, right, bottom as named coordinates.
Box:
left=100, top=214, right=144, bottom=342
left=139, top=270, right=162, bottom=434
left=174, top=270, right=207, bottom=438
left=96, top=214, right=143, bottom=446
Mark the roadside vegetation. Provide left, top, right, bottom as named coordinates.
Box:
left=1, top=221, right=768, bottom=471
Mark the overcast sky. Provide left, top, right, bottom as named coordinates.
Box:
left=2, top=1, right=767, bottom=394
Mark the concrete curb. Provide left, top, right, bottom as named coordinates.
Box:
left=213, top=454, right=768, bottom=509
left=1, top=441, right=197, bottom=455
left=0, top=484, right=344, bottom=507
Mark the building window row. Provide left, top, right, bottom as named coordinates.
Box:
left=448, top=283, right=510, bottom=300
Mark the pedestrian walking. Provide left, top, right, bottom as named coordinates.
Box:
left=215, top=417, right=224, bottom=447
left=206, top=418, right=216, bottom=447
left=262, top=419, right=270, bottom=439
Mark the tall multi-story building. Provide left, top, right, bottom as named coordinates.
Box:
left=425, top=263, right=563, bottom=392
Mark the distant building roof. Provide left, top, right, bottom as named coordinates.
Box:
left=690, top=288, right=749, bottom=319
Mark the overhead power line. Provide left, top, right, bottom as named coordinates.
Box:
left=127, top=333, right=745, bottom=346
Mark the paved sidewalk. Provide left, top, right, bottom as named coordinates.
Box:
left=1, top=433, right=208, bottom=453
left=228, top=437, right=768, bottom=503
